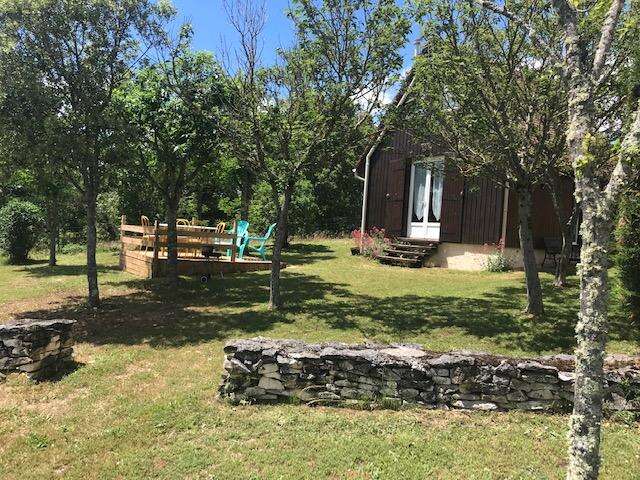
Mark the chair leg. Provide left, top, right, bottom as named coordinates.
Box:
left=541, top=253, right=546, bottom=269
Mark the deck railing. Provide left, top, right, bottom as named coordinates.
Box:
left=120, top=219, right=239, bottom=263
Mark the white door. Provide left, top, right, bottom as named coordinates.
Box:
left=407, top=158, right=444, bottom=240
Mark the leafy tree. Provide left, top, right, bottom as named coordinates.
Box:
left=0, top=199, right=44, bottom=264
left=0, top=0, right=170, bottom=307
left=0, top=35, right=74, bottom=267
left=117, top=30, right=229, bottom=285
left=616, top=182, right=640, bottom=323
left=225, top=0, right=410, bottom=309
left=475, top=0, right=640, bottom=475
left=407, top=0, right=568, bottom=315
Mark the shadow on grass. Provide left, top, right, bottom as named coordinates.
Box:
left=36, top=360, right=86, bottom=383
left=13, top=268, right=638, bottom=355
left=19, top=263, right=121, bottom=278
left=10, top=242, right=637, bottom=355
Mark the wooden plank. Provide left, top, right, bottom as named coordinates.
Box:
left=121, top=236, right=150, bottom=246
left=153, top=241, right=233, bottom=250
left=121, top=223, right=234, bottom=239
left=121, top=225, right=155, bottom=234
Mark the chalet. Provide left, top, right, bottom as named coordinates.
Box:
left=354, top=129, right=576, bottom=270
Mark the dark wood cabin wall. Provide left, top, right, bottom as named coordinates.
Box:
left=365, top=130, right=420, bottom=236
left=363, top=129, right=522, bottom=246
left=365, top=147, right=388, bottom=230
left=460, top=178, right=504, bottom=245
left=504, top=179, right=575, bottom=249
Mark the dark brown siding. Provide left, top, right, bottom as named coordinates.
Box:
left=504, top=179, right=575, bottom=249
left=460, top=178, right=504, bottom=245
left=384, top=154, right=407, bottom=236
left=439, top=162, right=465, bottom=243
left=364, top=130, right=419, bottom=235
left=362, top=130, right=537, bottom=246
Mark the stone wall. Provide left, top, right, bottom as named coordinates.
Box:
left=219, top=338, right=640, bottom=412
left=0, top=319, right=76, bottom=381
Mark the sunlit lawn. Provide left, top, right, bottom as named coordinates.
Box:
left=0, top=239, right=638, bottom=479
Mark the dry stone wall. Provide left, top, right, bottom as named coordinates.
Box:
left=0, top=319, right=76, bottom=381
left=220, top=338, right=640, bottom=412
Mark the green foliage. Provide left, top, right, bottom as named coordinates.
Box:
left=0, top=198, right=44, bottom=263
left=96, top=191, right=122, bottom=241
left=616, top=186, right=640, bottom=322
left=484, top=252, right=512, bottom=273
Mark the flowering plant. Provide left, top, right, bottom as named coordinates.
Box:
left=351, top=227, right=389, bottom=258
left=483, top=237, right=511, bottom=272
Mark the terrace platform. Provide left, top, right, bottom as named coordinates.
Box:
left=119, top=220, right=280, bottom=279
left=120, top=250, right=275, bottom=279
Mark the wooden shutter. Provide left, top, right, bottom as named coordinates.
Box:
left=383, top=155, right=407, bottom=236
left=439, top=161, right=465, bottom=243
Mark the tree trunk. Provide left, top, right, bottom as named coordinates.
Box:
left=566, top=195, right=611, bottom=480
left=548, top=173, right=576, bottom=287
left=240, top=168, right=253, bottom=220
left=46, top=205, right=58, bottom=267
left=269, top=187, right=292, bottom=310
left=85, top=186, right=100, bottom=308
left=165, top=196, right=179, bottom=287
left=516, top=185, right=545, bottom=316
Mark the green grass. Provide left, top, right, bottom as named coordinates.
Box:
left=0, top=239, right=638, bottom=479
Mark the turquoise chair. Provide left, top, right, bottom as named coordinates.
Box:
left=247, top=223, right=277, bottom=260
left=227, top=220, right=250, bottom=259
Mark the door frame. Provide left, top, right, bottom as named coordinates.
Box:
left=406, top=156, right=444, bottom=240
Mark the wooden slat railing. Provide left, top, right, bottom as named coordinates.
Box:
left=120, top=218, right=239, bottom=261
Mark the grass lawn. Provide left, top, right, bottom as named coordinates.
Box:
left=0, top=239, right=638, bottom=479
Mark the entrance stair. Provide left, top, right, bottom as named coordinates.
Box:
left=375, top=237, right=440, bottom=268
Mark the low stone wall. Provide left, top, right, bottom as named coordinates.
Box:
left=219, top=338, right=640, bottom=412
left=0, top=319, right=76, bottom=381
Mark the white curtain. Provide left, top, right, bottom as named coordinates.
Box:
left=431, top=168, right=444, bottom=222
left=413, top=165, right=427, bottom=221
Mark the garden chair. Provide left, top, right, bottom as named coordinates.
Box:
left=215, top=222, right=227, bottom=233
left=140, top=215, right=152, bottom=253
left=541, top=237, right=562, bottom=269
left=226, top=220, right=250, bottom=259
left=246, top=223, right=277, bottom=260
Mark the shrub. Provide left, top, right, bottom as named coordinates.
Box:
left=616, top=187, right=640, bottom=322
left=483, top=238, right=511, bottom=272
left=351, top=227, right=388, bottom=258
left=0, top=199, right=44, bottom=264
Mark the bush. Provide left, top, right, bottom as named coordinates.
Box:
left=616, top=187, right=640, bottom=322
left=351, top=227, right=388, bottom=258
left=0, top=199, right=44, bottom=264
left=483, top=239, right=511, bottom=272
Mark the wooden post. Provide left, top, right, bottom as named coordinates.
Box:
left=231, top=219, right=237, bottom=264
left=152, top=220, right=160, bottom=279
left=119, top=215, right=126, bottom=270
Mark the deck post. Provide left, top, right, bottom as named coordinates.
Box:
left=152, top=220, right=160, bottom=278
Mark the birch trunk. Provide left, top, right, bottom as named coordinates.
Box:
left=516, top=185, right=545, bottom=316
left=269, top=187, right=292, bottom=310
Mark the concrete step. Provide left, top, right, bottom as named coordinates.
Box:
left=383, top=248, right=425, bottom=259
left=388, top=243, right=438, bottom=252
left=376, top=255, right=423, bottom=268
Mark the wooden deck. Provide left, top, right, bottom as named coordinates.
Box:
left=119, top=220, right=279, bottom=279
left=120, top=250, right=276, bottom=279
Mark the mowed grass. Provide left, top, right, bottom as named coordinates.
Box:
left=0, top=239, right=638, bottom=479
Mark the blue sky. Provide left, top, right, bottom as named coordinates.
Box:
left=170, top=0, right=416, bottom=71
